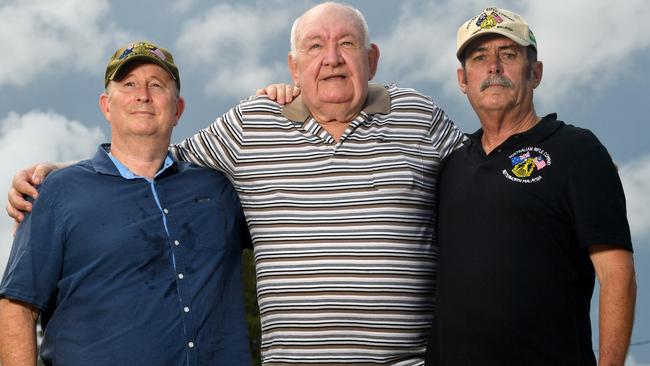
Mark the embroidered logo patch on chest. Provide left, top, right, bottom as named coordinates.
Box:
left=502, top=147, right=551, bottom=183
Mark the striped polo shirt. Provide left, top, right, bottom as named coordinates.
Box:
left=171, top=84, right=463, bottom=365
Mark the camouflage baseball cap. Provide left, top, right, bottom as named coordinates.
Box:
left=104, top=41, right=180, bottom=89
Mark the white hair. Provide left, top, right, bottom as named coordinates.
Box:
left=289, top=2, right=370, bottom=57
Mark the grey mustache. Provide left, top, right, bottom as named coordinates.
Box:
left=480, top=76, right=513, bottom=91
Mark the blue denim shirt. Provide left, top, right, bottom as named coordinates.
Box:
left=0, top=145, right=251, bottom=365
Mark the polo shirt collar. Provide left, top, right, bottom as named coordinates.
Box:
left=91, top=144, right=176, bottom=179
left=90, top=144, right=121, bottom=176
left=282, top=83, right=391, bottom=122
left=467, top=113, right=562, bottom=152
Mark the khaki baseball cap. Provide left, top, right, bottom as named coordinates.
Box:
left=456, top=7, right=537, bottom=61
left=104, top=41, right=180, bottom=89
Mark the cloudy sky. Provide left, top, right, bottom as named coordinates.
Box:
left=1, top=0, right=649, bottom=362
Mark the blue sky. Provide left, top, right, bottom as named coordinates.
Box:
left=1, top=0, right=648, bottom=363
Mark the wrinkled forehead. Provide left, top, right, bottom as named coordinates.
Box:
left=297, top=7, right=364, bottom=43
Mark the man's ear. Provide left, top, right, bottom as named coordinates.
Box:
left=288, top=53, right=300, bottom=86
left=457, top=67, right=468, bottom=94
left=367, top=43, right=380, bottom=80
left=173, top=96, right=185, bottom=126
left=531, top=61, right=543, bottom=89
left=99, top=93, right=111, bottom=123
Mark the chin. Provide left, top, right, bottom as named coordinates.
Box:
left=321, top=98, right=352, bottom=104
left=318, top=91, right=353, bottom=103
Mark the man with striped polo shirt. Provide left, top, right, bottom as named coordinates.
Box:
left=7, top=2, right=463, bottom=365
left=171, top=3, right=462, bottom=364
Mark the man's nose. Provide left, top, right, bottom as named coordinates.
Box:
left=487, top=54, right=503, bottom=74
left=135, top=86, right=152, bottom=103
left=323, top=44, right=343, bottom=66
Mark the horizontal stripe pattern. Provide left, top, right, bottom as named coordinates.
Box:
left=171, top=85, right=463, bottom=365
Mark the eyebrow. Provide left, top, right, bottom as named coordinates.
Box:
left=120, top=74, right=167, bottom=84
left=472, top=44, right=520, bottom=53
left=302, top=35, right=324, bottom=45
left=302, top=32, right=358, bottom=44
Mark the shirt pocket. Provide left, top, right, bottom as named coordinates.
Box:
left=369, top=142, right=427, bottom=191
left=180, top=196, right=229, bottom=253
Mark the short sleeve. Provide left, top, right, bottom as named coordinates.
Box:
left=565, top=137, right=632, bottom=251
left=169, top=104, right=244, bottom=178
left=428, top=101, right=465, bottom=161
left=0, top=195, right=65, bottom=312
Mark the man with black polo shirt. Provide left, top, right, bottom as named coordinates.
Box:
left=426, top=8, right=636, bottom=366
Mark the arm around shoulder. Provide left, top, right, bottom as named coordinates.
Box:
left=7, top=162, right=67, bottom=223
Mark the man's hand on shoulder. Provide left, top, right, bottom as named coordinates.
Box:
left=256, top=83, right=301, bottom=105
left=7, top=163, right=60, bottom=224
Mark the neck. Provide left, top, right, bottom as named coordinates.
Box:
left=311, top=106, right=364, bottom=142
left=110, top=139, right=170, bottom=179
left=313, top=118, right=352, bottom=141
left=478, top=107, right=540, bottom=154
left=306, top=96, right=366, bottom=142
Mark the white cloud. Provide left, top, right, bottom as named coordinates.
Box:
left=0, top=111, right=105, bottom=276
left=171, top=0, right=195, bottom=13
left=620, top=154, right=650, bottom=242
left=0, top=0, right=128, bottom=87
left=175, top=1, right=299, bottom=98
left=524, top=0, right=650, bottom=105
left=374, top=1, right=478, bottom=95
left=375, top=0, right=650, bottom=106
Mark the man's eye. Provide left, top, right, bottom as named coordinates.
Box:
left=309, top=44, right=322, bottom=50
left=124, top=81, right=136, bottom=87
left=341, top=41, right=354, bottom=47
left=473, top=55, right=486, bottom=62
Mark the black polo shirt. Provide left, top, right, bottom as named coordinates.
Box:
left=428, top=114, right=632, bottom=365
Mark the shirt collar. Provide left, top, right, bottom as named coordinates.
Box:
left=467, top=113, right=562, bottom=151
left=281, top=83, right=391, bottom=122
left=91, top=144, right=176, bottom=180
